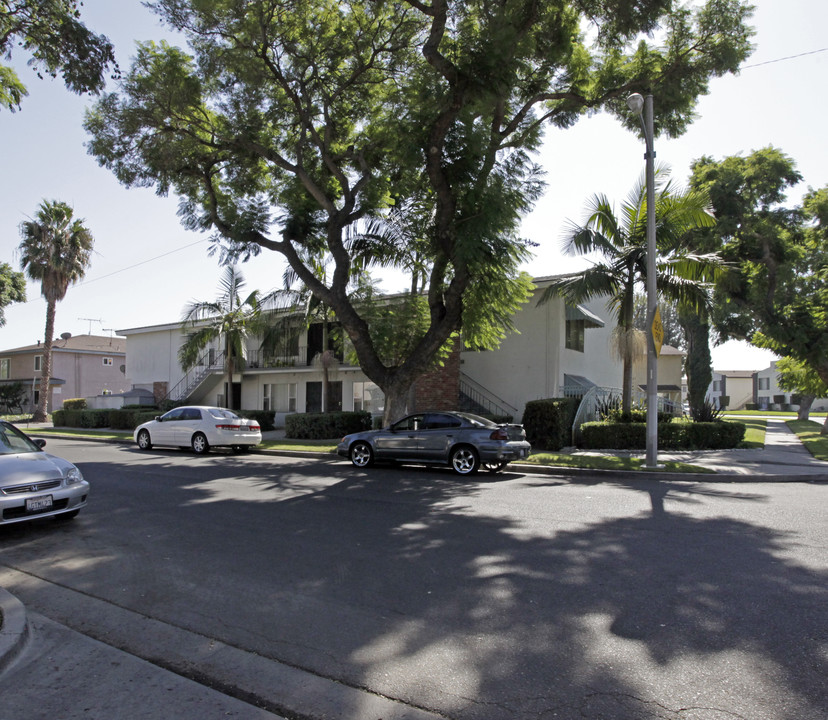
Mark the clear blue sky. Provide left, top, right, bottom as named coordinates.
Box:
left=2, top=0, right=826, bottom=371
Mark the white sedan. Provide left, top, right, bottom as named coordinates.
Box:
left=134, top=406, right=262, bottom=454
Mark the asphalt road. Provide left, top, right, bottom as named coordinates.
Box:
left=1, top=439, right=827, bottom=720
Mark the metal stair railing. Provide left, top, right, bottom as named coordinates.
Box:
left=164, top=349, right=225, bottom=404
left=458, top=373, right=519, bottom=420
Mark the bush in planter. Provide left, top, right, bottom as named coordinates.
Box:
left=62, top=398, right=88, bottom=410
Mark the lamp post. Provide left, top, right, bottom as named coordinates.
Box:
left=626, top=92, right=659, bottom=468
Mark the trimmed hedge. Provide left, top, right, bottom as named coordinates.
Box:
left=52, top=409, right=110, bottom=428
left=521, top=398, right=578, bottom=451
left=580, top=419, right=746, bottom=450
left=108, top=409, right=160, bottom=429
left=238, top=410, right=276, bottom=432
left=62, top=398, right=88, bottom=410
left=285, top=411, right=372, bottom=439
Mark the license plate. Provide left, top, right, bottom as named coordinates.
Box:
left=26, top=495, right=53, bottom=512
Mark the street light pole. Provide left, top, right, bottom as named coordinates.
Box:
left=627, top=92, right=659, bottom=468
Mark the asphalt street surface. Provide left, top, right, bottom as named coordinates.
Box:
left=1, top=438, right=826, bottom=720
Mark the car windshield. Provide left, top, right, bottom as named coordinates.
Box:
left=0, top=422, right=42, bottom=455
left=207, top=408, right=240, bottom=420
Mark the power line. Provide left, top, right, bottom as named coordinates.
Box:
left=743, top=47, right=828, bottom=69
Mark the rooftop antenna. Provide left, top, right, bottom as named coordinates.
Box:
left=78, top=317, right=102, bottom=334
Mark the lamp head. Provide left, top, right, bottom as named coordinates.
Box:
left=626, top=93, right=644, bottom=115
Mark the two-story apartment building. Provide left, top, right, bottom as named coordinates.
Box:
left=0, top=334, right=128, bottom=412
left=117, top=275, right=682, bottom=425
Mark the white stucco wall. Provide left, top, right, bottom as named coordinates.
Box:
left=460, top=286, right=623, bottom=420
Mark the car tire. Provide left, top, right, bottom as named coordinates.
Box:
left=483, top=461, right=508, bottom=473
left=350, top=441, right=374, bottom=468
left=451, top=445, right=479, bottom=475
left=137, top=429, right=152, bottom=450
left=191, top=432, right=210, bottom=455
left=232, top=445, right=250, bottom=454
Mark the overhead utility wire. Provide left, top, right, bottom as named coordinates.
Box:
left=742, top=47, right=828, bottom=69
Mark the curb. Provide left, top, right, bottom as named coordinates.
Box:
left=24, top=430, right=828, bottom=483
left=0, top=587, right=29, bottom=675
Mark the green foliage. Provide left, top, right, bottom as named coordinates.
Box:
left=62, top=398, right=88, bottom=410
left=238, top=410, right=276, bottom=432
left=52, top=408, right=110, bottom=428
left=0, top=383, right=25, bottom=412
left=776, top=356, right=828, bottom=397
left=108, top=409, right=160, bottom=430
left=521, top=398, right=578, bottom=451
left=580, top=419, right=745, bottom=449
left=84, top=0, right=754, bottom=420
left=690, top=398, right=723, bottom=422
left=0, top=262, right=26, bottom=326
left=285, top=411, right=372, bottom=440
left=0, top=0, right=117, bottom=110
left=689, top=150, right=828, bottom=392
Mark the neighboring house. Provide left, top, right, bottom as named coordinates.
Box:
left=634, top=344, right=684, bottom=408
left=0, top=334, right=128, bottom=412
left=707, top=370, right=754, bottom=410
left=754, top=361, right=828, bottom=411
left=117, top=275, right=682, bottom=424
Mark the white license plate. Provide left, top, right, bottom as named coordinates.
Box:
left=26, top=495, right=53, bottom=512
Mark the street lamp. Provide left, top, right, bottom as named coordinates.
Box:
left=626, top=92, right=659, bottom=468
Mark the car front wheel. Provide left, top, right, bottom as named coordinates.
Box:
left=451, top=446, right=479, bottom=475
left=137, top=429, right=152, bottom=450
left=191, top=432, right=210, bottom=455
left=350, top=441, right=374, bottom=468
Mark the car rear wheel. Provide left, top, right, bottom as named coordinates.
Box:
left=350, top=441, right=374, bottom=468
left=137, top=429, right=152, bottom=450
left=451, top=446, right=479, bottom=475
left=484, top=461, right=508, bottom=473
left=191, top=432, right=210, bottom=454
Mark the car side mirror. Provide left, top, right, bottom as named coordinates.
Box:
left=35, top=438, right=46, bottom=448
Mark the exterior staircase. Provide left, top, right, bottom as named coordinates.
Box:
left=163, top=349, right=225, bottom=404
left=458, top=373, right=519, bottom=420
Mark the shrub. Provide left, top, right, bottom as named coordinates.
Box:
left=285, top=411, right=372, bottom=439
left=521, top=398, right=578, bottom=451
left=580, top=419, right=746, bottom=450
left=745, top=403, right=758, bottom=411
left=719, top=395, right=730, bottom=410
left=239, top=409, right=275, bottom=431
left=52, top=409, right=110, bottom=428
left=108, top=409, right=160, bottom=430
left=62, top=398, right=88, bottom=410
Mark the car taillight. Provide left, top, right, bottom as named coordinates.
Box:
left=490, top=428, right=508, bottom=441
left=249, top=424, right=260, bottom=431
left=215, top=424, right=241, bottom=430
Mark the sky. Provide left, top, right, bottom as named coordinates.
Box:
left=1, top=0, right=826, bottom=372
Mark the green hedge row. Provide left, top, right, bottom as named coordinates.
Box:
left=580, top=419, right=746, bottom=450
left=521, top=398, right=579, bottom=451
left=52, top=407, right=276, bottom=431
left=285, top=411, right=372, bottom=439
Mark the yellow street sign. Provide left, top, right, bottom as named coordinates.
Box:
left=651, top=305, right=664, bottom=357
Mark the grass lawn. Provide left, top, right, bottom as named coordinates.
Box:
left=786, top=419, right=828, bottom=461
left=736, top=418, right=767, bottom=449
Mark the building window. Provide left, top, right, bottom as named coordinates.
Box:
left=34, top=355, right=42, bottom=372
left=565, top=319, right=585, bottom=352
left=758, top=377, right=770, bottom=390
left=103, top=357, right=113, bottom=366
left=712, top=380, right=721, bottom=392
left=353, top=381, right=382, bottom=413
left=0, top=359, right=8, bottom=380
left=263, top=383, right=297, bottom=412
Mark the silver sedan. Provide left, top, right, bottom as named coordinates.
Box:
left=337, top=411, right=531, bottom=475
left=0, top=421, right=89, bottom=525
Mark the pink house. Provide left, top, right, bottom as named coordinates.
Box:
left=0, top=334, right=127, bottom=412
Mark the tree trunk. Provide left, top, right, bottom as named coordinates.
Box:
left=382, top=384, right=410, bottom=427
left=679, top=308, right=712, bottom=418
left=797, top=394, right=815, bottom=421
left=823, top=412, right=828, bottom=436
left=33, top=300, right=56, bottom=422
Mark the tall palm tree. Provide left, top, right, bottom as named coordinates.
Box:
left=179, top=265, right=277, bottom=410
left=18, top=200, right=94, bottom=422
left=539, top=168, right=719, bottom=415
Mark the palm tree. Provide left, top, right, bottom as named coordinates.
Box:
left=18, top=200, right=94, bottom=422
left=539, top=168, right=719, bottom=415
left=179, top=266, right=276, bottom=410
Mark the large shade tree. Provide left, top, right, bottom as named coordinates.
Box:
left=85, top=0, right=754, bottom=422
left=538, top=168, right=718, bottom=414
left=18, top=200, right=94, bottom=421
left=0, top=0, right=117, bottom=110
left=689, top=149, right=828, bottom=430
